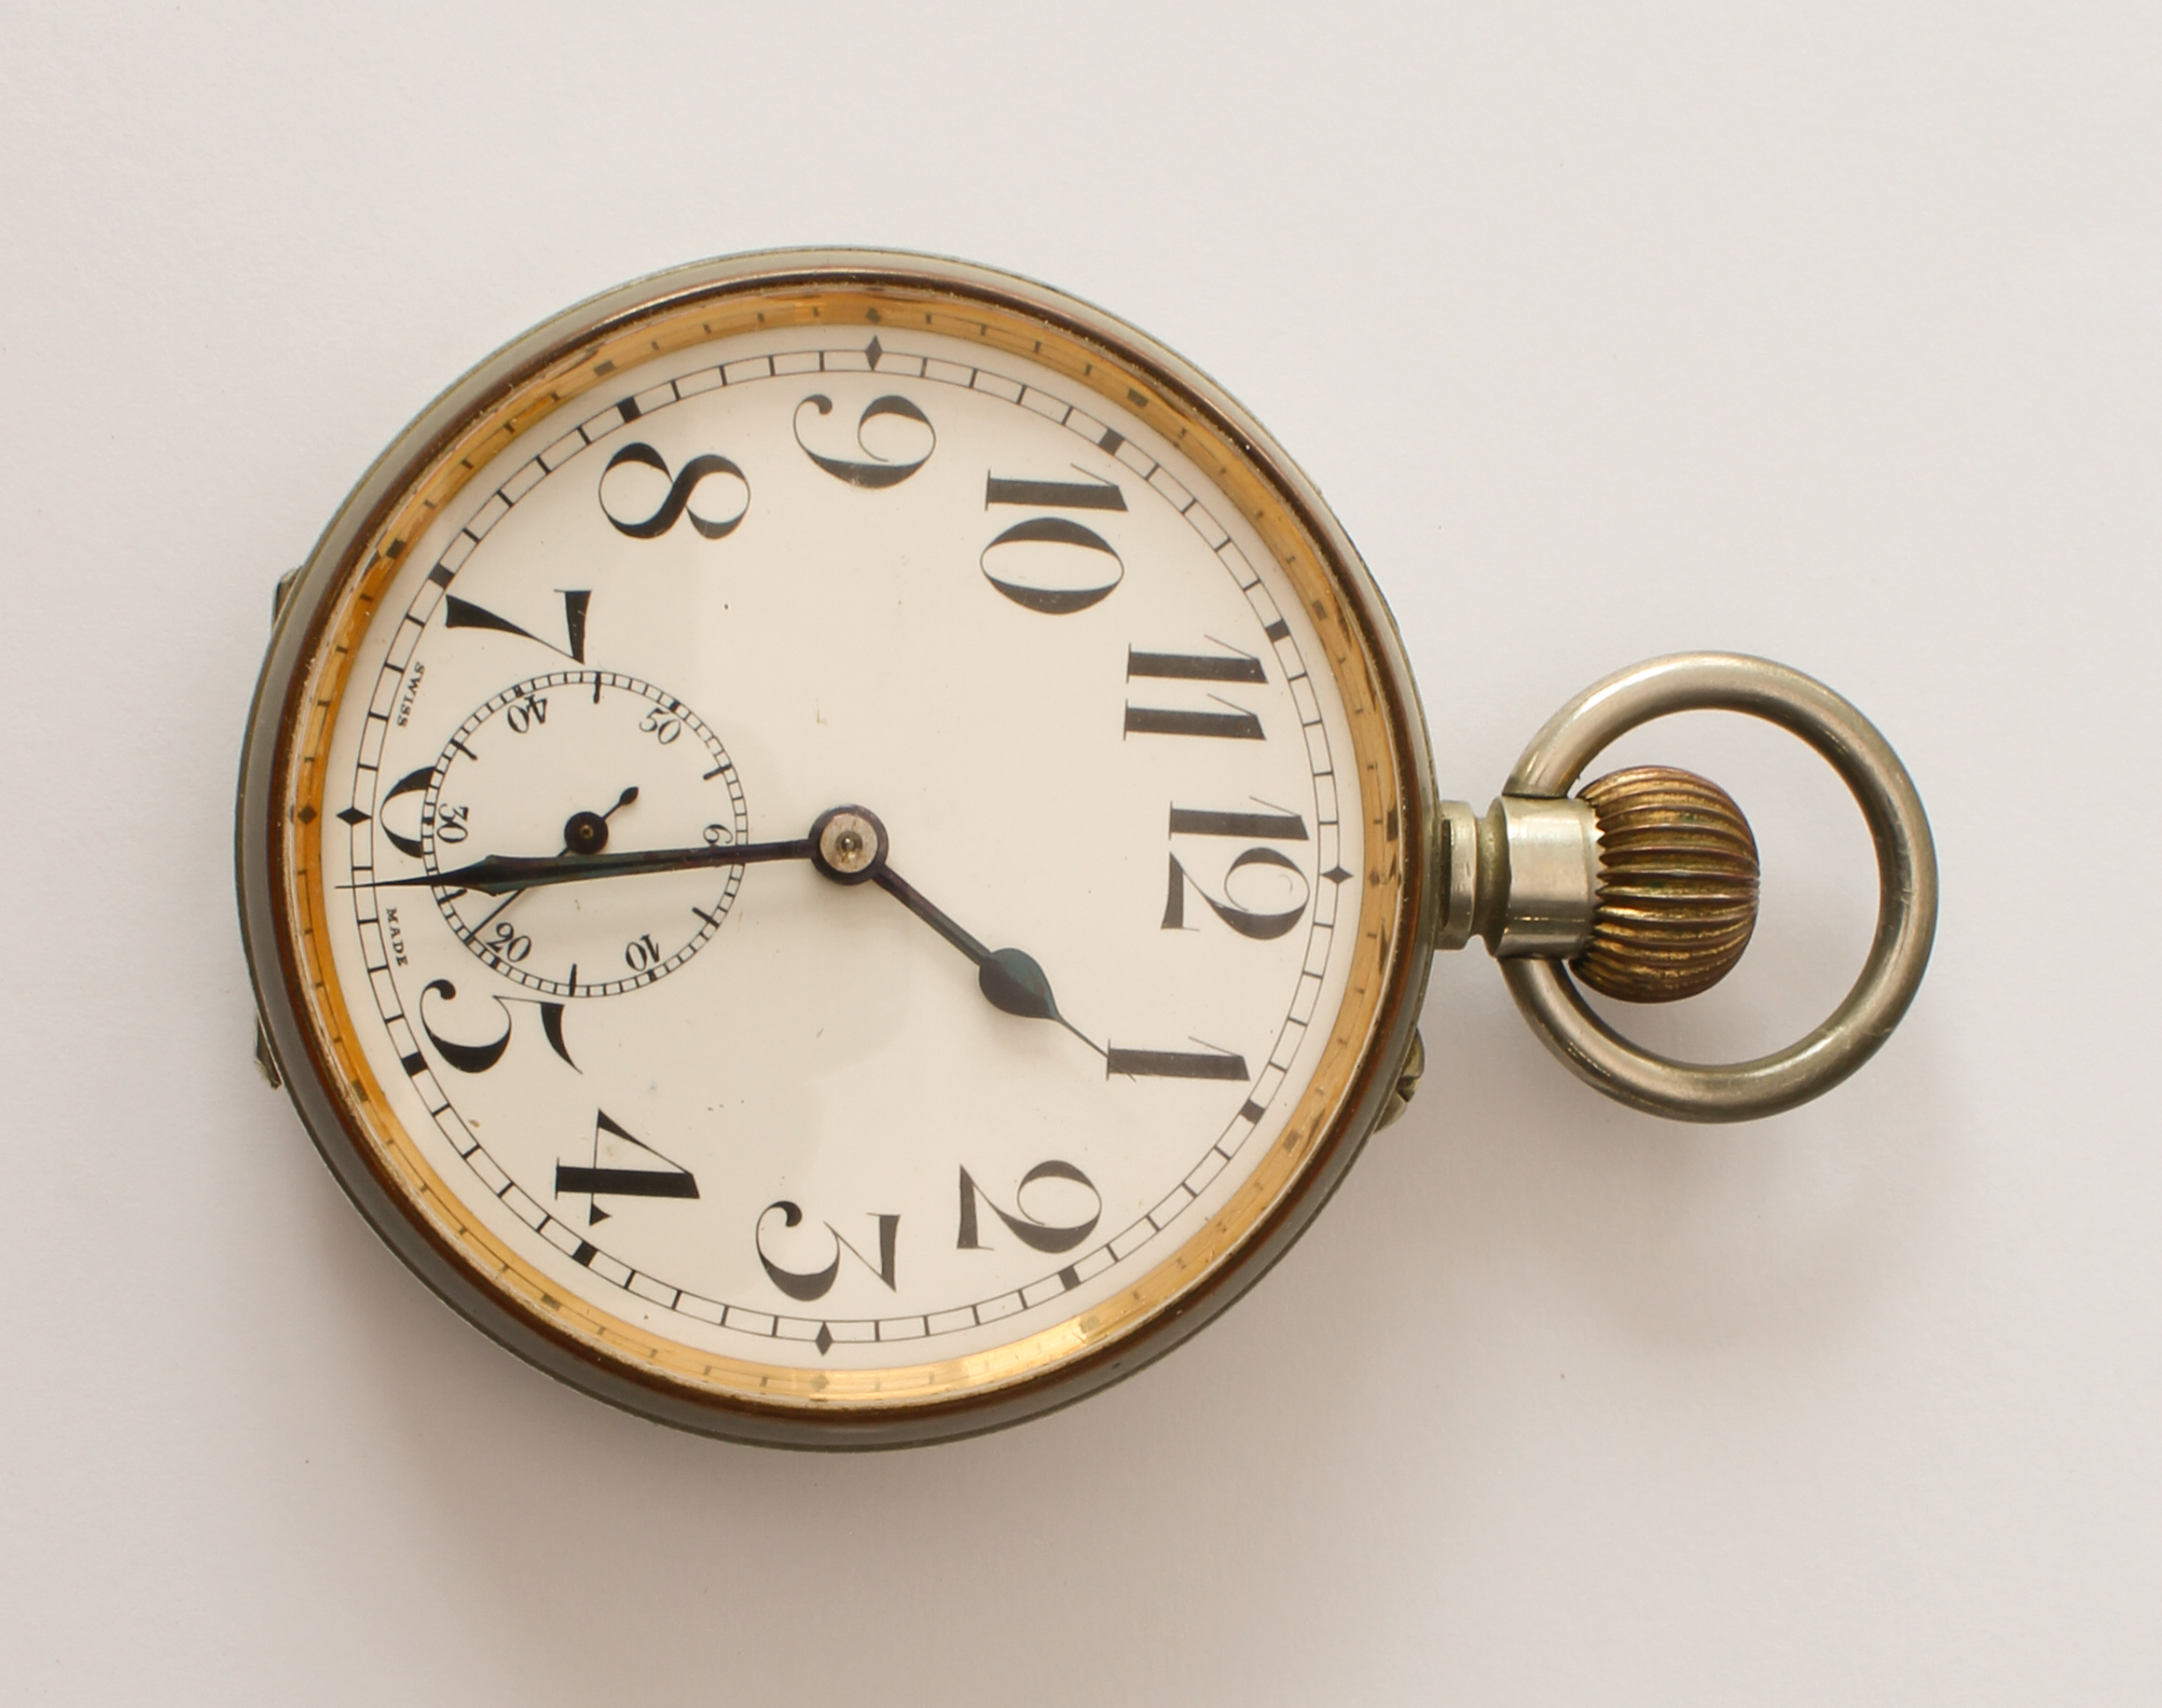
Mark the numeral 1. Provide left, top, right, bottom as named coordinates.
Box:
left=1105, top=1046, right=1250, bottom=1081
left=985, top=471, right=1126, bottom=512
left=1168, top=806, right=1308, bottom=841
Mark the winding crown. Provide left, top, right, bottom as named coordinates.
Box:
left=1571, top=766, right=1760, bottom=1002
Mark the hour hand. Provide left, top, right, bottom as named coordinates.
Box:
left=807, top=806, right=1102, bottom=1054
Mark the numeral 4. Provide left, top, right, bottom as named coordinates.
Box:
left=556, top=1110, right=697, bottom=1226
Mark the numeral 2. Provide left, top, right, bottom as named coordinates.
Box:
left=957, top=1161, right=1101, bottom=1254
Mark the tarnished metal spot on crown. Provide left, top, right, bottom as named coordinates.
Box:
left=1572, top=766, right=1760, bottom=1003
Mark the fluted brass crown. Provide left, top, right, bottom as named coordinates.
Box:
left=1572, top=766, right=1760, bottom=1003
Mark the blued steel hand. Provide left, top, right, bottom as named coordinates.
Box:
left=872, top=864, right=1099, bottom=1052
left=376, top=832, right=814, bottom=896
left=806, top=806, right=1102, bottom=1056
left=377, top=802, right=1100, bottom=1052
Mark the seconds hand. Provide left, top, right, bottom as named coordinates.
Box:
left=467, top=785, right=640, bottom=934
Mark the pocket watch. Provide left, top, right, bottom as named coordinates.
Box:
left=237, top=250, right=1936, bottom=1447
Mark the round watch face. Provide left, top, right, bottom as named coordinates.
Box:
left=238, top=252, right=1436, bottom=1445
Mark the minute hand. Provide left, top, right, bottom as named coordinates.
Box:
left=378, top=835, right=815, bottom=897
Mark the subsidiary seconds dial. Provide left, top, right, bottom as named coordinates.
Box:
left=418, top=670, right=749, bottom=997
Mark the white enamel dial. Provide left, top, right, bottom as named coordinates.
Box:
left=252, top=258, right=1426, bottom=1439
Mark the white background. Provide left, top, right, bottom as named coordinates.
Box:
left=2, top=3, right=2155, bottom=1701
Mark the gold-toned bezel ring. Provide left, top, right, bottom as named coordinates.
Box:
left=1499, top=653, right=1937, bottom=1123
